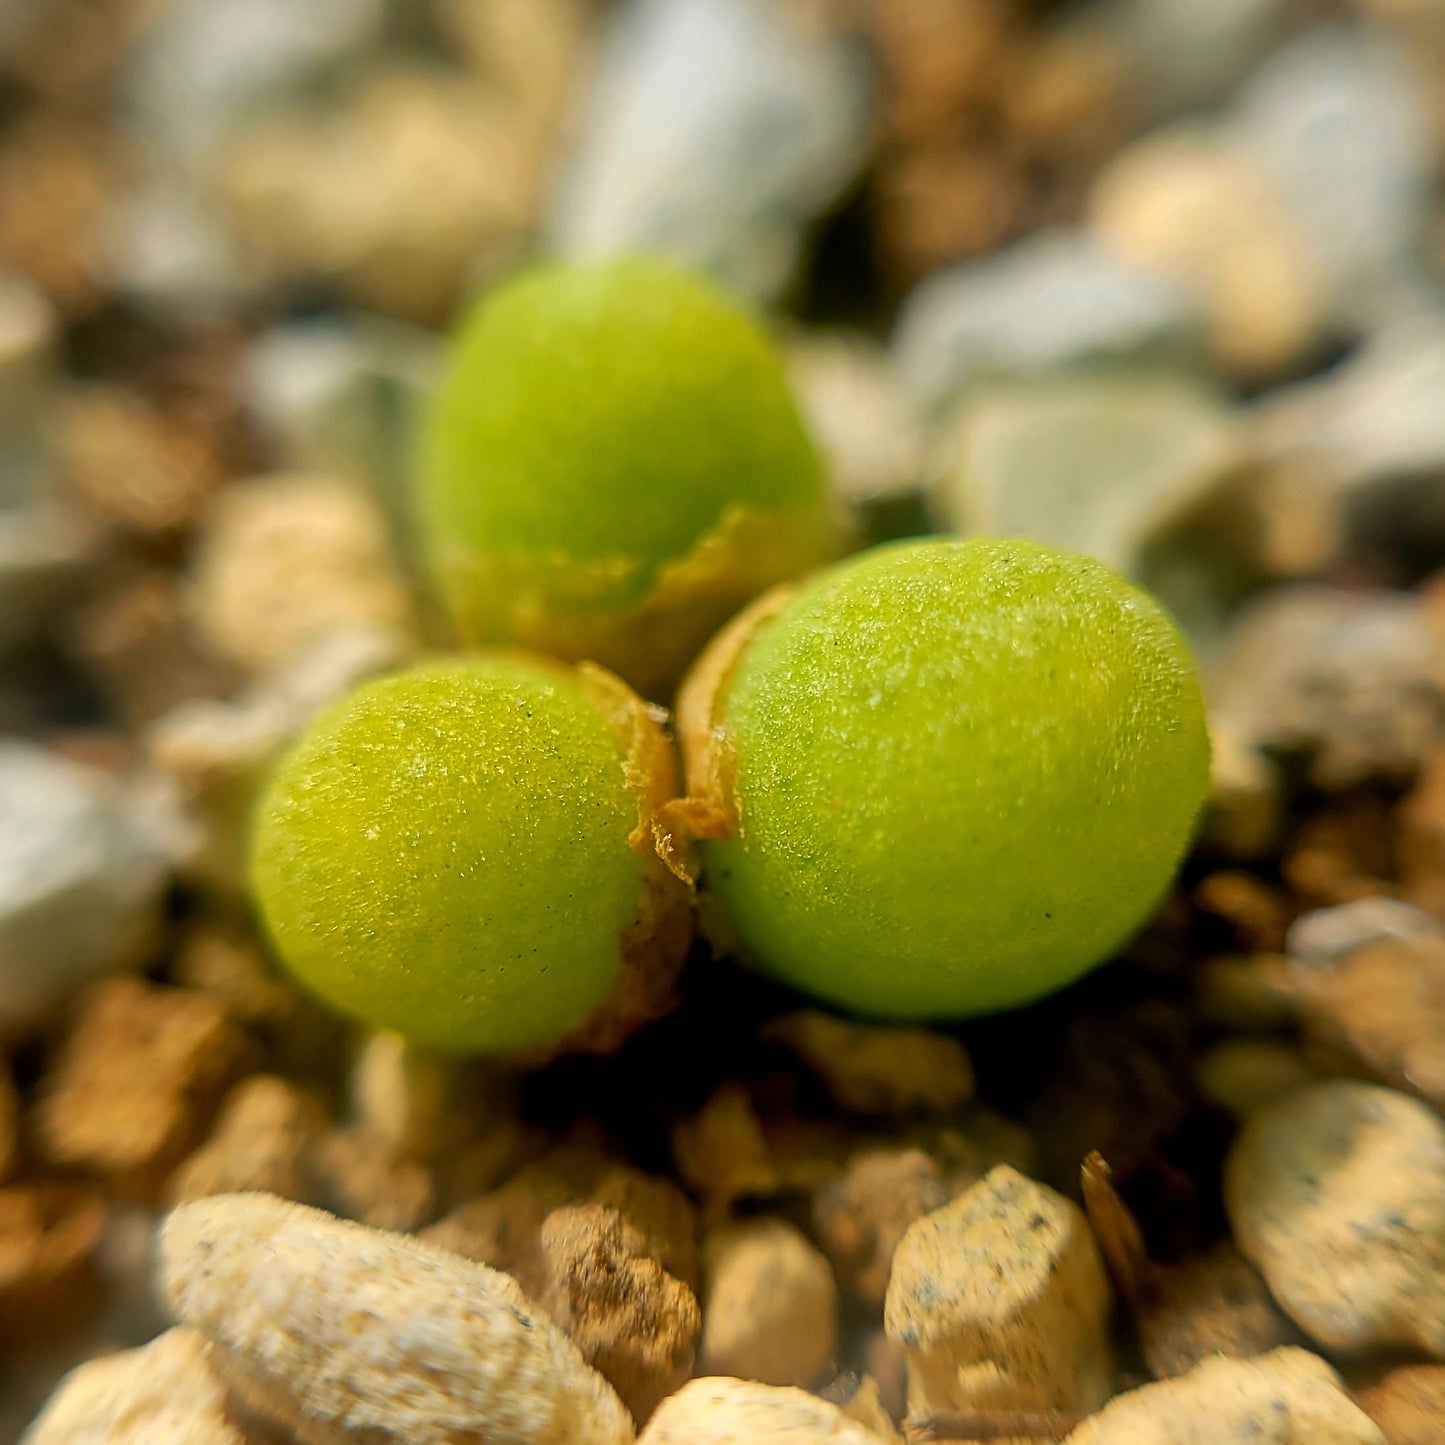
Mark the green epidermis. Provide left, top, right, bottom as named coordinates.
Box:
left=708, top=537, right=1211, bottom=1019
left=250, top=657, right=645, bottom=1054
left=422, top=257, right=827, bottom=618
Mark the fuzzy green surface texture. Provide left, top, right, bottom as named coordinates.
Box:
left=421, top=256, right=832, bottom=692
left=250, top=657, right=645, bottom=1054
left=708, top=537, right=1211, bottom=1019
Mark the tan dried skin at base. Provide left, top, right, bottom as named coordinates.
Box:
left=443, top=504, right=827, bottom=703
left=669, top=583, right=795, bottom=844
left=524, top=660, right=695, bottom=1061
left=158, top=1192, right=636, bottom=1445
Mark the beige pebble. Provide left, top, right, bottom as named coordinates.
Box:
left=312, top=1125, right=435, bottom=1232
left=0, top=1181, right=106, bottom=1325
left=158, top=1192, right=636, bottom=1445
left=764, top=1011, right=974, bottom=1117
left=188, top=474, right=415, bottom=676
left=21, top=1327, right=264, bottom=1445
left=673, top=1085, right=781, bottom=1218
left=700, top=1219, right=837, bottom=1388
left=166, top=1074, right=323, bottom=1206
left=219, top=68, right=553, bottom=324
left=350, top=1030, right=453, bottom=1159
left=884, top=1164, right=1112, bottom=1416
left=1090, top=130, right=1324, bottom=378
left=813, top=1147, right=949, bottom=1305
left=637, top=1377, right=891, bottom=1444
left=1226, top=1080, right=1445, bottom=1355
left=1138, top=1244, right=1296, bottom=1380
left=1063, top=1347, right=1384, bottom=1444
left=35, top=979, right=248, bottom=1192
left=538, top=1203, right=700, bottom=1424
left=1288, top=935, right=1445, bottom=1109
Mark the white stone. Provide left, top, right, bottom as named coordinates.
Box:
left=892, top=231, right=1198, bottom=414
left=1231, top=26, right=1433, bottom=331
left=0, top=745, right=168, bottom=1036
left=549, top=0, right=874, bottom=302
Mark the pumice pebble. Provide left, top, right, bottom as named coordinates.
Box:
left=157, top=1191, right=636, bottom=1445
left=1063, top=1347, right=1385, bottom=1444
left=22, top=1327, right=264, bottom=1445
left=636, top=1377, right=892, bottom=1444
left=885, top=1164, right=1113, bottom=1416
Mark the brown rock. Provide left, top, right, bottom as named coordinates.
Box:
left=876, top=143, right=1022, bottom=279
left=1138, top=1246, right=1296, bottom=1380
left=673, top=1085, right=781, bottom=1219
left=1192, top=955, right=1298, bottom=1031
left=1282, top=796, right=1398, bottom=908
left=1004, top=32, right=1123, bottom=164
left=220, top=68, right=551, bottom=324
left=166, top=1075, right=324, bottom=1207
left=422, top=1153, right=598, bottom=1296
left=1288, top=936, right=1445, bottom=1108
left=1399, top=747, right=1445, bottom=912
left=313, top=1125, right=436, bottom=1232
left=0, top=1182, right=105, bottom=1331
left=765, top=1012, right=974, bottom=1117
left=701, top=1218, right=838, bottom=1389
left=169, top=923, right=299, bottom=1031
left=813, top=1148, right=949, bottom=1305
left=424, top=1155, right=695, bottom=1300
left=0, top=1065, right=17, bottom=1184
left=589, top=1166, right=699, bottom=1290
left=885, top=1165, right=1113, bottom=1417
left=188, top=474, right=416, bottom=676
left=0, top=118, right=113, bottom=315
left=1193, top=872, right=1292, bottom=954
left=35, top=979, right=248, bottom=1192
left=60, top=386, right=226, bottom=539
left=1356, top=1364, right=1445, bottom=1445
left=72, top=568, right=235, bottom=730
left=1194, top=1039, right=1316, bottom=1121
left=538, top=1203, right=700, bottom=1424
left=864, top=1333, right=909, bottom=1424
left=1204, top=722, right=1283, bottom=860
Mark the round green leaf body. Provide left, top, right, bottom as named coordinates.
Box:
left=250, top=656, right=651, bottom=1054
left=705, top=537, right=1211, bottom=1018
left=421, top=257, right=834, bottom=697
